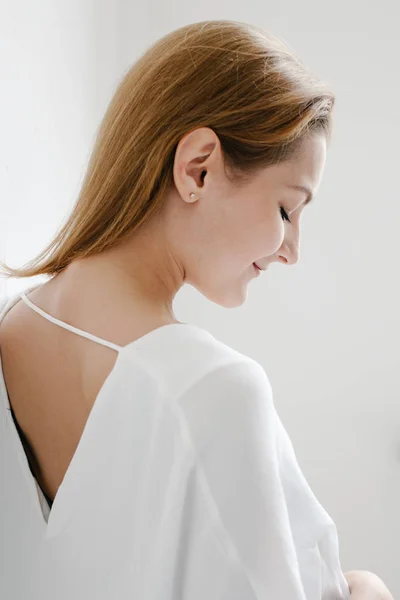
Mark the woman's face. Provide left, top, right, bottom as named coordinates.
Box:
left=168, top=128, right=327, bottom=308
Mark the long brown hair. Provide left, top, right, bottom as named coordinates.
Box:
left=0, top=19, right=335, bottom=280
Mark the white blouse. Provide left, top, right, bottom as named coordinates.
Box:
left=0, top=283, right=350, bottom=600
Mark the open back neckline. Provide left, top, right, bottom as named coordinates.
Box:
left=0, top=282, right=208, bottom=538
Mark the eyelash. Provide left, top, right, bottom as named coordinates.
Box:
left=280, top=207, right=291, bottom=223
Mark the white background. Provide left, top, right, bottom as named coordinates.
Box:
left=1, top=1, right=399, bottom=595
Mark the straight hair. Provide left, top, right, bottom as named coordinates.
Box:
left=0, top=20, right=335, bottom=280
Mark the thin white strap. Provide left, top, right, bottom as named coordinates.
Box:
left=20, top=292, right=122, bottom=353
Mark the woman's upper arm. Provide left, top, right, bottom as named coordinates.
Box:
left=176, top=358, right=308, bottom=599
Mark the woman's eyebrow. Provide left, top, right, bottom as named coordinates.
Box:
left=288, top=184, right=314, bottom=205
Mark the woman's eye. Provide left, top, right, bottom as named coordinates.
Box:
left=280, top=207, right=291, bottom=223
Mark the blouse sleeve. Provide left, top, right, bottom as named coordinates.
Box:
left=176, top=357, right=310, bottom=599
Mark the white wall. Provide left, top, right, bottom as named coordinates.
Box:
left=0, top=0, right=136, bottom=298
left=1, top=0, right=399, bottom=595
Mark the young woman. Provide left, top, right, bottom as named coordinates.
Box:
left=0, top=19, right=393, bottom=600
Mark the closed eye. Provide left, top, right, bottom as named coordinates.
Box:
left=280, top=207, right=291, bottom=223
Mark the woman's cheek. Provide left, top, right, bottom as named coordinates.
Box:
left=250, top=212, right=285, bottom=258
left=268, top=219, right=285, bottom=254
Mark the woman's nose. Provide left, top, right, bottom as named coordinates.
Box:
left=277, top=240, right=300, bottom=266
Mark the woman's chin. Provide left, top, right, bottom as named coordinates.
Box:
left=190, top=273, right=255, bottom=309
left=204, top=286, right=249, bottom=309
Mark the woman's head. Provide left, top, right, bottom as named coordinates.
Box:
left=1, top=20, right=334, bottom=309
left=167, top=126, right=326, bottom=308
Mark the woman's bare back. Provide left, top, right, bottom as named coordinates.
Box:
left=0, top=292, right=118, bottom=503
left=0, top=277, right=173, bottom=505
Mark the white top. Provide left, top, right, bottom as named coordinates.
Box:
left=0, top=282, right=350, bottom=600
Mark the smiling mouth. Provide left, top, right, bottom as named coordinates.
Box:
left=253, top=263, right=262, bottom=276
